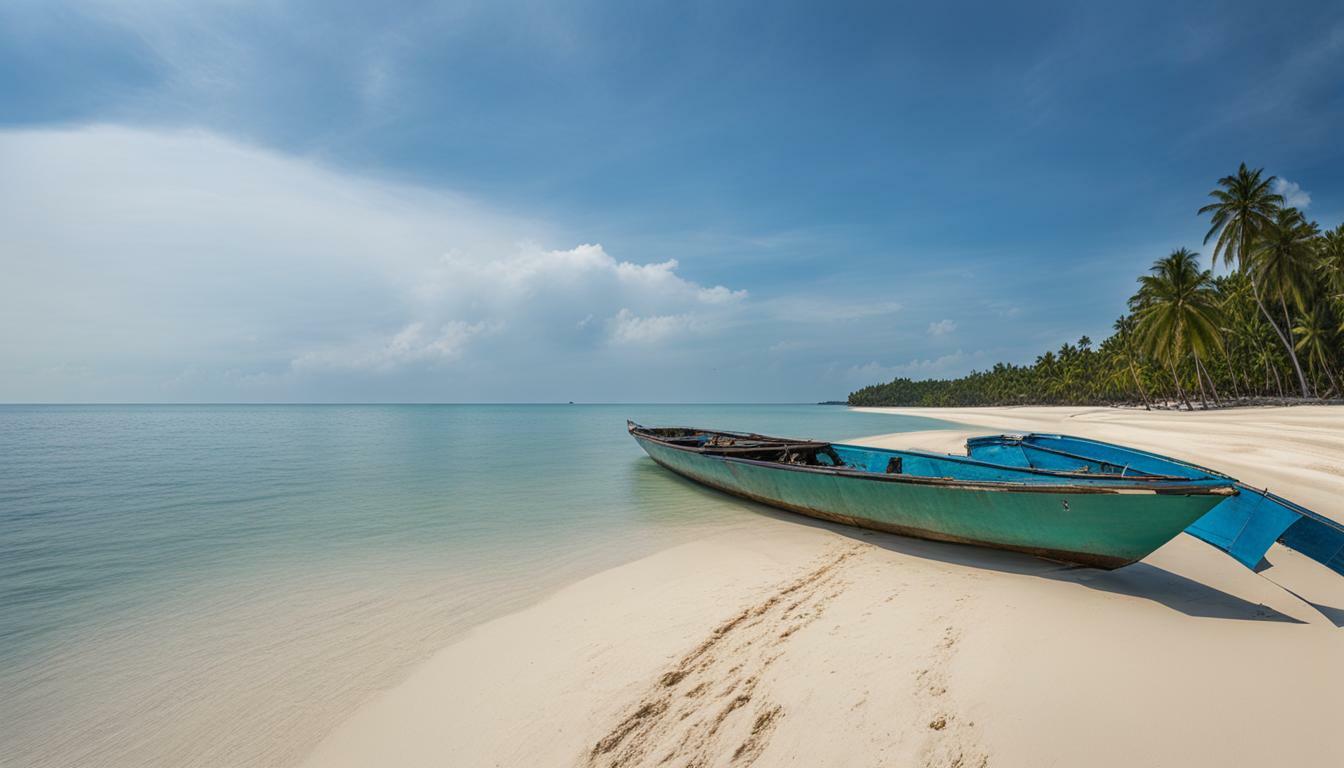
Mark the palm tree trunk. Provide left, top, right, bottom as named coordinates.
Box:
left=1189, top=356, right=1209, bottom=409
left=1241, top=226, right=1311, bottom=397
left=1317, top=349, right=1340, bottom=398
left=1222, top=346, right=1241, bottom=400
left=1166, top=357, right=1192, bottom=410
left=1250, top=273, right=1310, bottom=396
left=1194, top=350, right=1221, bottom=403
left=1278, top=295, right=1317, bottom=398
left=1126, top=354, right=1151, bottom=410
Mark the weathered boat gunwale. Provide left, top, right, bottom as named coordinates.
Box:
left=968, top=433, right=1234, bottom=482
left=830, top=441, right=1217, bottom=487
left=643, top=425, right=1216, bottom=486
left=629, top=423, right=1232, bottom=497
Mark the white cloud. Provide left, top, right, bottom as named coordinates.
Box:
left=0, top=125, right=753, bottom=400
left=697, top=285, right=749, bottom=304
left=412, top=244, right=743, bottom=325
left=292, top=321, right=494, bottom=372
left=607, top=309, right=702, bottom=345
left=1272, top=178, right=1311, bottom=208
left=776, top=299, right=903, bottom=322
left=927, top=319, right=957, bottom=337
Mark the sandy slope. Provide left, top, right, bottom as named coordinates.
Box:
left=302, top=406, right=1344, bottom=768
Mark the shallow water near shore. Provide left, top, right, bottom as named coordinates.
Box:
left=0, top=404, right=949, bottom=767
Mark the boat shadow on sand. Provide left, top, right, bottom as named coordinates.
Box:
left=636, top=461, right=1318, bottom=625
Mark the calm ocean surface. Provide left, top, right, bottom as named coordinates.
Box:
left=0, top=404, right=951, bottom=767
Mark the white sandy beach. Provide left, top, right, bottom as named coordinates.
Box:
left=302, top=406, right=1344, bottom=768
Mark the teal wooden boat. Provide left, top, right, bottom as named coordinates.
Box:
left=628, top=422, right=1235, bottom=569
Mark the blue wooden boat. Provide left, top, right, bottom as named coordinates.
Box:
left=628, top=422, right=1235, bottom=569
left=965, top=433, right=1344, bottom=576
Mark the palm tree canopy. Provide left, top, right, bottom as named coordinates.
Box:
left=1197, top=163, right=1284, bottom=270
left=1131, top=248, right=1224, bottom=361
left=1252, top=207, right=1319, bottom=311
left=1318, top=223, right=1344, bottom=299
left=1293, top=303, right=1336, bottom=355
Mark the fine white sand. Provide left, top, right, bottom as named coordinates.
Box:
left=303, top=406, right=1344, bottom=768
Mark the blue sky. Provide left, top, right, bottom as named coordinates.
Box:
left=2, top=0, right=1342, bottom=402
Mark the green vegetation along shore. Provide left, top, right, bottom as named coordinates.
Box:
left=849, top=165, right=1344, bottom=409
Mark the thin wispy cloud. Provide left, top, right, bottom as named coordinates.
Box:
left=927, top=319, right=957, bottom=337
left=292, top=321, right=497, bottom=372
left=776, top=300, right=903, bottom=323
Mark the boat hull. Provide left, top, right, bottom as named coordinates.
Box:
left=634, top=434, right=1225, bottom=569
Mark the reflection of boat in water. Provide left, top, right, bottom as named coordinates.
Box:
left=966, top=433, right=1344, bottom=576
left=628, top=422, right=1234, bottom=569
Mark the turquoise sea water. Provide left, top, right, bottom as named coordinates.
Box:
left=0, top=404, right=949, bottom=767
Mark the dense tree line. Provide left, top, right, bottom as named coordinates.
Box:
left=849, top=165, right=1344, bottom=409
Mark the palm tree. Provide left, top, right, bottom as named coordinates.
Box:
left=1216, top=272, right=1263, bottom=398
left=1113, top=315, right=1151, bottom=409
left=1199, top=164, right=1282, bottom=267
left=1131, top=249, right=1223, bottom=409
left=1254, top=208, right=1318, bottom=314
left=1198, top=164, right=1310, bottom=396
left=1293, top=303, right=1340, bottom=397
left=1318, top=223, right=1344, bottom=300
left=1253, top=207, right=1320, bottom=397
left=1255, top=343, right=1285, bottom=397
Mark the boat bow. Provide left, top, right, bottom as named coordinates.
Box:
left=966, top=433, right=1344, bottom=578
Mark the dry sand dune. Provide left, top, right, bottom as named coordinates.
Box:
left=303, top=406, right=1344, bottom=768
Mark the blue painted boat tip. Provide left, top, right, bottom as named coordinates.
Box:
left=965, top=432, right=1344, bottom=584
